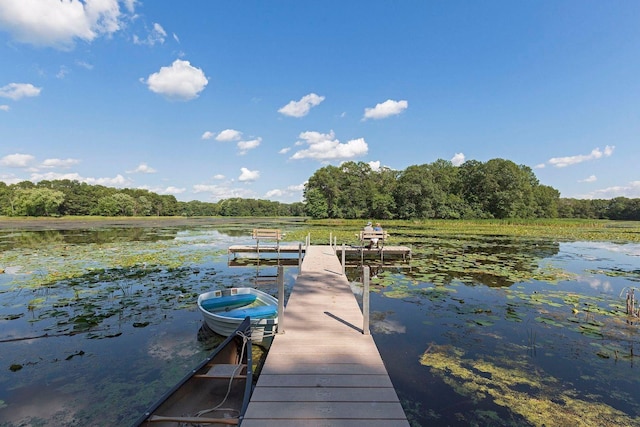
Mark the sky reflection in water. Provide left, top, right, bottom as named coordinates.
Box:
left=363, top=239, right=640, bottom=426
left=1, top=227, right=639, bottom=426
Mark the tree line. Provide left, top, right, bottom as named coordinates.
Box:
left=0, top=180, right=304, bottom=217
left=303, top=159, right=640, bottom=220
left=2, top=160, right=640, bottom=220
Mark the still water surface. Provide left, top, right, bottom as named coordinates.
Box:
left=1, top=223, right=639, bottom=426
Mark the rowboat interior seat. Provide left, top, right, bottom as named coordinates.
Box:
left=194, top=363, right=247, bottom=379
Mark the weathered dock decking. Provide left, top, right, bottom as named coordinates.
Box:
left=242, top=245, right=409, bottom=427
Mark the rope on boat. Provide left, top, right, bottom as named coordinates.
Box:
left=192, top=330, right=250, bottom=420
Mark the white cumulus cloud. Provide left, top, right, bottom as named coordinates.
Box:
left=290, top=130, right=368, bottom=161
left=278, top=93, right=325, bottom=118
left=265, top=182, right=306, bottom=202
left=237, top=138, right=261, bottom=155
left=160, top=186, right=185, bottom=195
left=0, top=83, right=41, bottom=100
left=128, top=163, right=157, bottom=174
left=582, top=181, right=640, bottom=199
left=451, top=152, right=465, bottom=166
left=579, top=175, right=597, bottom=183
left=41, top=158, right=80, bottom=169
left=144, top=59, right=208, bottom=101
left=29, top=171, right=84, bottom=182
left=265, top=189, right=284, bottom=198
left=0, top=153, right=35, bottom=167
left=548, top=145, right=615, bottom=168
left=238, top=167, right=259, bottom=182
left=28, top=172, right=131, bottom=188
left=0, top=105, right=9, bottom=111
left=215, top=129, right=243, bottom=142
left=0, top=0, right=130, bottom=50
left=193, top=183, right=256, bottom=201
left=363, top=99, right=408, bottom=120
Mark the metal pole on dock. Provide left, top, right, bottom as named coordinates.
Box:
left=363, top=265, right=370, bottom=335
left=341, top=243, right=346, bottom=275
left=277, top=265, right=285, bottom=334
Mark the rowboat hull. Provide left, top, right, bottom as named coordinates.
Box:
left=198, top=288, right=278, bottom=345
left=132, top=316, right=253, bottom=426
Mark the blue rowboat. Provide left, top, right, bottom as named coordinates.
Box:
left=197, top=288, right=278, bottom=345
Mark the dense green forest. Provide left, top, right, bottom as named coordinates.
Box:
left=303, top=159, right=640, bottom=220
left=1, top=158, right=639, bottom=220
left=0, top=180, right=304, bottom=217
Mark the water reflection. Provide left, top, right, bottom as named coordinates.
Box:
left=0, top=216, right=307, bottom=250
left=405, top=235, right=561, bottom=288
left=0, top=225, right=297, bottom=426
left=2, top=224, right=640, bottom=426
left=352, top=239, right=640, bottom=426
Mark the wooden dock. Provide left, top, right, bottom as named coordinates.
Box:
left=228, top=244, right=305, bottom=256
left=335, top=245, right=412, bottom=262
left=229, top=243, right=411, bottom=262
left=242, top=245, right=409, bottom=427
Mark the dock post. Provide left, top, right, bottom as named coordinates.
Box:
left=341, top=243, right=346, bottom=275
left=298, top=243, right=302, bottom=268
left=329, top=232, right=332, bottom=248
left=277, top=265, right=285, bottom=334
left=363, top=265, right=370, bottom=335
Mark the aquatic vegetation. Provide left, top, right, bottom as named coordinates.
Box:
left=385, top=235, right=572, bottom=288
left=0, top=231, right=243, bottom=341
left=420, top=344, right=640, bottom=426
left=292, top=218, right=640, bottom=244
left=2, top=219, right=640, bottom=426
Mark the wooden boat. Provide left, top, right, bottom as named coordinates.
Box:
left=197, top=287, right=278, bottom=345
left=132, top=317, right=253, bottom=426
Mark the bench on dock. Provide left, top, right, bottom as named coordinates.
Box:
left=252, top=228, right=282, bottom=252
left=358, top=230, right=389, bottom=249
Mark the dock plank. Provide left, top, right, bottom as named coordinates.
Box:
left=244, top=401, right=407, bottom=419
left=249, top=387, right=401, bottom=402
left=241, top=245, right=409, bottom=427
left=260, top=362, right=388, bottom=376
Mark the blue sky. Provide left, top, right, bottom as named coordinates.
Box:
left=0, top=1, right=638, bottom=203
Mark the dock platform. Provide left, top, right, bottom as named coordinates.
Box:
left=336, top=245, right=412, bottom=261
left=242, top=245, right=409, bottom=426
left=228, top=243, right=411, bottom=262
left=228, top=244, right=305, bottom=256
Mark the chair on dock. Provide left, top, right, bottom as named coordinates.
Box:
left=252, top=228, right=282, bottom=254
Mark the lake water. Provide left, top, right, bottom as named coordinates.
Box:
left=1, top=224, right=639, bottom=426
